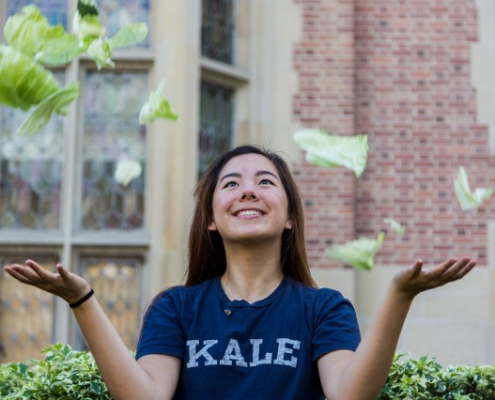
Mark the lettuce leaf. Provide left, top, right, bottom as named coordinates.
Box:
left=139, top=80, right=178, bottom=124
left=72, top=11, right=105, bottom=48
left=294, top=129, right=369, bottom=177
left=17, top=82, right=79, bottom=136
left=383, top=218, right=405, bottom=235
left=454, top=166, right=494, bottom=211
left=87, top=38, right=114, bottom=69
left=0, top=45, right=60, bottom=110
left=325, top=232, right=385, bottom=271
left=77, top=0, right=99, bottom=17
left=4, top=5, right=81, bottom=67
left=4, top=5, right=47, bottom=56
left=114, top=159, right=142, bottom=187
left=108, top=23, right=148, bottom=49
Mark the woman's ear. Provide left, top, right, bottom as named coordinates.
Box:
left=285, top=218, right=293, bottom=230
left=208, top=220, right=217, bottom=231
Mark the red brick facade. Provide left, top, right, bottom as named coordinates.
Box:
left=293, top=0, right=495, bottom=268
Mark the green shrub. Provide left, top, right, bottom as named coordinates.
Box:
left=0, top=343, right=111, bottom=399
left=1, top=345, right=495, bottom=399
left=378, top=353, right=495, bottom=400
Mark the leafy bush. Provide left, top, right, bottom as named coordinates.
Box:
left=0, top=343, right=111, bottom=399
left=378, top=353, right=495, bottom=400
left=1, top=345, right=495, bottom=399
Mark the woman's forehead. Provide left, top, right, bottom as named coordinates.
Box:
left=219, top=153, right=279, bottom=176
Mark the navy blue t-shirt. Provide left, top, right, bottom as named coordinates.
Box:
left=136, top=277, right=361, bottom=399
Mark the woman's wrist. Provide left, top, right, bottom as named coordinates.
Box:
left=69, top=288, right=95, bottom=308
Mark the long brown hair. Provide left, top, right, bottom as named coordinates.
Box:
left=186, top=145, right=317, bottom=288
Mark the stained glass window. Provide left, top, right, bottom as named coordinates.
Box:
left=98, top=0, right=151, bottom=47
left=7, top=0, right=67, bottom=28
left=0, top=256, right=58, bottom=363
left=199, top=81, right=234, bottom=177
left=0, top=73, right=65, bottom=230
left=79, top=257, right=142, bottom=349
left=201, top=0, right=235, bottom=64
left=81, top=70, right=147, bottom=230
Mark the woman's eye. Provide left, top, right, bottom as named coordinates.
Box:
left=259, top=179, right=274, bottom=185
left=225, top=181, right=238, bottom=188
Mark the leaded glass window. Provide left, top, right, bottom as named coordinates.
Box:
left=79, top=257, right=142, bottom=349
left=98, top=0, right=151, bottom=47
left=201, top=0, right=235, bottom=64
left=0, top=73, right=65, bottom=229
left=7, top=0, right=67, bottom=27
left=81, top=70, right=147, bottom=230
left=0, top=256, right=58, bottom=363
left=199, top=81, right=234, bottom=177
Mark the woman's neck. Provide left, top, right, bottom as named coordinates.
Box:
left=221, top=241, right=284, bottom=303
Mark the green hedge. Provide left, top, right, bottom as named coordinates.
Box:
left=1, top=344, right=495, bottom=399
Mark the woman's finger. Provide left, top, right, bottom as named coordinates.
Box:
left=410, top=260, right=423, bottom=278
left=25, top=259, right=54, bottom=280
left=450, top=260, right=476, bottom=281
left=428, top=258, right=458, bottom=280
left=437, top=257, right=472, bottom=282
left=56, top=264, right=71, bottom=281
left=3, top=266, right=36, bottom=285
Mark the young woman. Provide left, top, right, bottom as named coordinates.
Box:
left=4, top=145, right=476, bottom=400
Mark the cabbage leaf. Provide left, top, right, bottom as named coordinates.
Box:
left=72, top=11, right=105, bottom=48
left=454, top=166, right=493, bottom=211
left=383, top=218, right=405, bottom=235
left=325, top=232, right=385, bottom=271
left=4, top=5, right=81, bottom=67
left=108, top=23, right=148, bottom=49
left=17, top=83, right=79, bottom=136
left=0, top=45, right=60, bottom=110
left=294, top=129, right=368, bottom=177
left=139, top=80, right=178, bottom=124
left=114, top=159, right=142, bottom=187
left=87, top=38, right=114, bottom=69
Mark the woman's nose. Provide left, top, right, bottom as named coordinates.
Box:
left=241, top=189, right=258, bottom=201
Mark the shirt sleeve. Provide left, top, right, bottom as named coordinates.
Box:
left=135, top=287, right=185, bottom=360
left=312, top=288, right=361, bottom=361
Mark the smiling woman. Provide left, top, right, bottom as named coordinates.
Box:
left=3, top=145, right=476, bottom=400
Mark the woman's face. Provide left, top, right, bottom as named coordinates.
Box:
left=208, top=153, right=292, bottom=245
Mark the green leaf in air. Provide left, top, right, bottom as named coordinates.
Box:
left=4, top=5, right=47, bottom=56
left=114, top=159, right=143, bottom=187
left=4, top=5, right=81, bottom=67
left=72, top=11, right=105, bottom=48
left=108, top=23, right=148, bottom=49
left=139, top=80, right=178, bottom=124
left=325, top=232, right=385, bottom=271
left=17, top=82, right=80, bottom=136
left=87, top=38, right=114, bottom=69
left=384, top=218, right=406, bottom=235
left=293, top=128, right=369, bottom=177
left=454, top=166, right=493, bottom=211
left=77, top=0, right=99, bottom=17
left=0, top=45, right=60, bottom=110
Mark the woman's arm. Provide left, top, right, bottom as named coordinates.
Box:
left=3, top=260, right=180, bottom=400
left=318, top=256, right=476, bottom=400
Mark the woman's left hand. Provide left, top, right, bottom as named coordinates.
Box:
left=392, top=257, right=476, bottom=301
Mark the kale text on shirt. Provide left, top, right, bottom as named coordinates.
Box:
left=186, top=338, right=301, bottom=368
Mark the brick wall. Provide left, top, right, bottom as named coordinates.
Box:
left=293, top=0, right=357, bottom=269
left=294, top=0, right=495, bottom=268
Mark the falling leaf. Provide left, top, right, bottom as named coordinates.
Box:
left=454, top=166, right=493, bottom=211
left=139, top=80, right=178, bottom=124
left=325, top=232, right=385, bottom=271
left=384, top=218, right=405, bottom=235
left=114, top=159, right=142, bottom=187
left=294, top=128, right=368, bottom=177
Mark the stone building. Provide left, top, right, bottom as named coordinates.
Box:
left=0, top=0, right=494, bottom=366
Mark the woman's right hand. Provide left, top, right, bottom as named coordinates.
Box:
left=3, top=259, right=91, bottom=305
